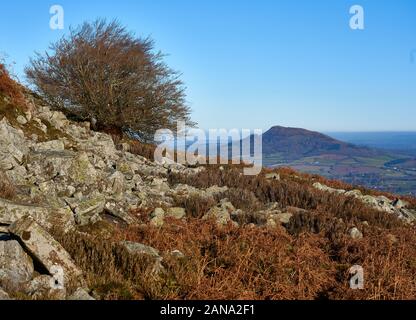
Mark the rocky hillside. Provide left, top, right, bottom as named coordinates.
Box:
left=2, top=85, right=416, bottom=299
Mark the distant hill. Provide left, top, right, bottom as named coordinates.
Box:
left=261, top=126, right=381, bottom=160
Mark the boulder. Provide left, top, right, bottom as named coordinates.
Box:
left=9, top=216, right=84, bottom=288
left=274, top=212, right=293, bottom=224
left=67, top=287, right=95, bottom=300
left=150, top=208, right=165, bottom=227
left=313, top=182, right=345, bottom=194
left=16, top=115, right=28, bottom=125
left=0, top=118, right=29, bottom=165
left=120, top=241, right=164, bottom=275
left=25, top=275, right=66, bottom=300
left=203, top=200, right=236, bottom=226
left=0, top=240, right=34, bottom=292
left=151, top=178, right=171, bottom=193
left=265, top=172, right=280, bottom=181
left=0, top=198, right=75, bottom=231
left=107, top=171, right=125, bottom=196
left=67, top=152, right=98, bottom=185
left=32, top=140, right=65, bottom=152
left=104, top=200, right=136, bottom=225
left=166, top=207, right=186, bottom=220
left=205, top=185, right=229, bottom=197
left=349, top=227, right=363, bottom=240
left=76, top=131, right=117, bottom=160
left=393, top=199, right=408, bottom=209
left=65, top=193, right=105, bottom=226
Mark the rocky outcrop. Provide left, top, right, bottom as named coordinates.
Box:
left=313, top=182, right=416, bottom=223
left=203, top=200, right=240, bottom=226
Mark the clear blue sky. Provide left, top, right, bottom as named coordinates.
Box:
left=1, top=0, right=415, bottom=132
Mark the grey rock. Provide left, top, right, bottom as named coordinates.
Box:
left=166, top=207, right=186, bottom=220
left=33, top=140, right=65, bottom=152
left=120, top=241, right=164, bottom=275
left=203, top=200, right=236, bottom=225
left=313, top=182, right=345, bottom=194
left=0, top=240, right=34, bottom=292
left=67, top=287, right=95, bottom=300
left=104, top=200, right=136, bottom=225
left=275, top=212, right=293, bottom=224
left=67, top=152, right=98, bottom=186
left=9, top=216, right=84, bottom=288
left=65, top=193, right=105, bottom=226
left=0, top=198, right=75, bottom=231
left=349, top=227, right=363, bottom=240
left=107, top=171, right=125, bottom=196
left=150, top=208, right=165, bottom=227
left=265, top=172, right=280, bottom=181
left=16, top=115, right=28, bottom=125
left=25, top=275, right=66, bottom=300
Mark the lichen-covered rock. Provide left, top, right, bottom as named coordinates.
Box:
left=313, top=182, right=345, bottom=194
left=120, top=241, right=164, bottom=275
left=67, top=152, right=98, bottom=185
left=0, top=118, right=29, bottom=184
left=32, top=140, right=65, bottom=152
left=9, top=216, right=84, bottom=288
left=0, top=240, right=34, bottom=292
left=76, top=131, right=117, bottom=160
left=25, top=275, right=66, bottom=300
left=166, top=207, right=186, bottom=220
left=203, top=200, right=237, bottom=226
left=0, top=198, right=75, bottom=231
left=65, top=193, right=105, bottom=226
left=0, top=117, right=29, bottom=165
left=150, top=208, right=165, bottom=227
left=106, top=171, right=125, bottom=196
left=312, top=182, right=416, bottom=223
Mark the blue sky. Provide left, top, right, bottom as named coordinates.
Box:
left=1, top=0, right=415, bottom=132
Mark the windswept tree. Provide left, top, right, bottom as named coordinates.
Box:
left=26, top=19, right=193, bottom=141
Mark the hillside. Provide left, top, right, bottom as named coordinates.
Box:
left=262, top=126, right=380, bottom=160
left=260, top=126, right=416, bottom=195
left=2, top=70, right=416, bottom=300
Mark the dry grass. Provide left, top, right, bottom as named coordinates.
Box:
left=49, top=163, right=416, bottom=300
left=168, top=165, right=402, bottom=230
left=53, top=213, right=416, bottom=300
